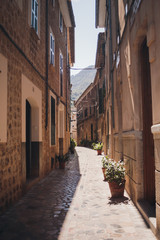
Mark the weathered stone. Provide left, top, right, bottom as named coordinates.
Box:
left=0, top=0, right=74, bottom=212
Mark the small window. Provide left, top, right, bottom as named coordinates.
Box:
left=50, top=33, right=55, bottom=65
left=51, top=96, right=56, bottom=145
left=99, top=88, right=104, bottom=114
left=85, top=108, right=88, bottom=117
left=31, top=0, right=38, bottom=33
left=125, top=3, right=128, bottom=16
left=60, top=52, right=63, bottom=96
left=91, top=124, right=93, bottom=141
left=59, top=10, right=63, bottom=32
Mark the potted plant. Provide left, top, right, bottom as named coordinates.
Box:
left=101, top=155, right=110, bottom=180
left=105, top=159, right=126, bottom=198
left=69, top=138, right=77, bottom=154
left=56, top=154, right=68, bottom=169
left=93, top=142, right=103, bottom=155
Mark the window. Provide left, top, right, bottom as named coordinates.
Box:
left=60, top=52, right=63, bottom=96
left=51, top=96, right=56, bottom=145
left=50, top=33, right=55, bottom=65
left=52, top=0, right=55, bottom=7
left=103, top=79, right=106, bottom=97
left=59, top=110, right=64, bottom=138
left=116, top=51, right=120, bottom=68
left=31, top=0, right=38, bottom=33
left=99, top=88, right=104, bottom=114
left=91, top=124, right=93, bottom=141
left=94, top=105, right=96, bottom=113
left=125, top=3, right=128, bottom=16
left=85, top=108, right=88, bottom=117
left=90, top=106, right=92, bottom=115
left=59, top=10, right=63, bottom=32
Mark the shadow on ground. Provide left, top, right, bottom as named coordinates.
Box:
left=107, top=196, right=130, bottom=205
left=0, top=150, right=81, bottom=240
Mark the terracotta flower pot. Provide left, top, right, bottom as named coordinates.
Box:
left=97, top=149, right=102, bottom=155
left=108, top=181, right=125, bottom=198
left=59, top=162, right=65, bottom=169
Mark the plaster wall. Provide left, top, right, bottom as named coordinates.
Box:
left=22, top=74, right=42, bottom=142
left=117, top=0, right=160, bottom=236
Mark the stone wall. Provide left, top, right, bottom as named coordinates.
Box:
left=109, top=0, right=160, bottom=236
left=0, top=0, right=73, bottom=213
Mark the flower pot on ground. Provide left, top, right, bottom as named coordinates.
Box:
left=93, top=142, right=103, bottom=155
left=56, top=154, right=68, bottom=169
left=59, top=161, right=65, bottom=169
left=97, top=149, right=102, bottom=155
left=69, top=138, right=77, bottom=154
left=108, top=181, right=125, bottom=198
left=105, top=159, right=126, bottom=198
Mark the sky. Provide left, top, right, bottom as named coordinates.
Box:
left=71, top=0, right=104, bottom=75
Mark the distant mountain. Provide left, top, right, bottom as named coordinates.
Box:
left=71, top=65, right=96, bottom=103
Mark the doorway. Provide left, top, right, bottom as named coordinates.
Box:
left=26, top=100, right=31, bottom=179
left=141, top=38, right=155, bottom=205
left=26, top=99, right=39, bottom=180
left=91, top=124, right=93, bottom=141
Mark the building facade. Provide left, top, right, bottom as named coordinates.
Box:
left=75, top=83, right=97, bottom=146
left=75, top=33, right=106, bottom=147
left=0, top=0, right=75, bottom=212
left=96, top=0, right=160, bottom=237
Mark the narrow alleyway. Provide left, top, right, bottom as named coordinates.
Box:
left=0, top=147, right=156, bottom=240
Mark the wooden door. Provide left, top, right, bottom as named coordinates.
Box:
left=26, top=100, right=31, bottom=179
left=141, top=39, right=155, bottom=205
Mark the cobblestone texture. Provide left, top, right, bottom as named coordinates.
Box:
left=0, top=147, right=156, bottom=240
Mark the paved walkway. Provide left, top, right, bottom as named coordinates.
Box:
left=0, top=147, right=156, bottom=240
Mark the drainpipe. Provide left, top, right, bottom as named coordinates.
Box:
left=108, top=0, right=115, bottom=129
left=45, top=0, right=49, bottom=129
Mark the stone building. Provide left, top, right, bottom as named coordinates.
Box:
left=96, top=0, right=160, bottom=238
left=75, top=33, right=105, bottom=147
left=94, top=32, right=106, bottom=152
left=75, top=83, right=97, bottom=146
left=0, top=0, right=75, bottom=212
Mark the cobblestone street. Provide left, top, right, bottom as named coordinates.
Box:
left=0, top=147, right=156, bottom=240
